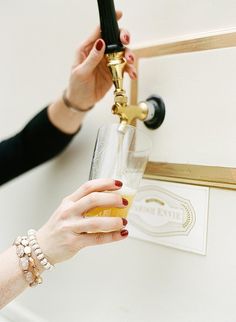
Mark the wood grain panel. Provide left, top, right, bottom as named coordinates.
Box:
left=131, top=31, right=236, bottom=189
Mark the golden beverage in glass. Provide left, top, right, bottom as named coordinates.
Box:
left=87, top=124, right=151, bottom=218
left=85, top=188, right=135, bottom=218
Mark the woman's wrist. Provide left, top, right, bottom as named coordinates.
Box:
left=62, top=89, right=94, bottom=113
left=48, top=97, right=86, bottom=134
left=28, top=229, right=54, bottom=271
left=13, top=229, right=55, bottom=288
left=13, top=235, right=43, bottom=287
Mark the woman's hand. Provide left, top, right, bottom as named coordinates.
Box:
left=36, top=179, right=128, bottom=265
left=65, top=11, right=136, bottom=110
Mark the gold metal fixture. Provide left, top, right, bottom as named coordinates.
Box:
left=106, top=52, right=149, bottom=127
left=97, top=0, right=165, bottom=130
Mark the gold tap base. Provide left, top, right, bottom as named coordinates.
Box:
left=106, top=51, right=148, bottom=126
left=106, top=52, right=126, bottom=92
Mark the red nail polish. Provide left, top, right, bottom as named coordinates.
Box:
left=122, top=198, right=129, bottom=206
left=96, top=39, right=103, bottom=51
left=122, top=218, right=128, bottom=226
left=125, top=35, right=130, bottom=43
left=120, top=229, right=129, bottom=237
left=115, top=180, right=123, bottom=187
left=129, top=54, right=134, bottom=62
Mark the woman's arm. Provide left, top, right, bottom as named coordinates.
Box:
left=0, top=106, right=78, bottom=185
left=0, top=179, right=128, bottom=309
left=47, top=12, right=136, bottom=134
left=0, top=13, right=135, bottom=186
left=47, top=97, right=87, bottom=134
left=0, top=246, right=30, bottom=309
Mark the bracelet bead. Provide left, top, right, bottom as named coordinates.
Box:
left=27, top=229, right=54, bottom=271
left=14, top=236, right=42, bottom=287
left=44, top=262, right=51, bottom=270
left=40, top=258, right=47, bottom=266
left=37, top=253, right=44, bottom=260
left=35, top=248, right=42, bottom=256
left=32, top=244, right=40, bottom=251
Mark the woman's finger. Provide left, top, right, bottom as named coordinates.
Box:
left=124, top=48, right=135, bottom=65
left=120, top=28, right=130, bottom=45
left=75, top=10, right=123, bottom=58
left=125, top=63, right=137, bottom=80
left=73, top=216, right=127, bottom=234
left=68, top=178, right=123, bottom=202
left=74, top=11, right=123, bottom=66
left=78, top=229, right=129, bottom=248
left=72, top=192, right=128, bottom=216
left=78, top=39, right=106, bottom=76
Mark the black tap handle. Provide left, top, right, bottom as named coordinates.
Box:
left=97, top=0, right=124, bottom=54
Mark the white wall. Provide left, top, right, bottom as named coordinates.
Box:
left=1, top=1, right=236, bottom=321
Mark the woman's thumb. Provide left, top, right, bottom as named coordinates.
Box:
left=82, top=39, right=105, bottom=74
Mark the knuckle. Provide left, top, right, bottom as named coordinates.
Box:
left=88, top=220, right=100, bottom=232
left=76, top=45, right=84, bottom=55
left=87, top=192, right=99, bottom=205
left=57, top=220, right=71, bottom=234
left=81, top=181, right=93, bottom=195
left=109, top=219, right=121, bottom=231
left=65, top=237, right=78, bottom=255
left=58, top=209, right=70, bottom=220
left=59, top=205, right=74, bottom=220
left=74, top=66, right=84, bottom=77
left=57, top=228, right=80, bottom=254
left=111, top=232, right=119, bottom=241
left=116, top=217, right=123, bottom=228
left=62, top=196, right=71, bottom=204
left=113, top=194, right=122, bottom=205
left=94, top=233, right=104, bottom=244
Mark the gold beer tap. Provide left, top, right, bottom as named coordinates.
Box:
left=106, top=51, right=149, bottom=131
left=97, top=0, right=165, bottom=131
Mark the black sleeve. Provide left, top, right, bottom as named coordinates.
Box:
left=0, top=107, right=78, bottom=185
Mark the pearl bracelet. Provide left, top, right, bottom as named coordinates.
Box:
left=27, top=229, right=54, bottom=271
left=14, top=236, right=42, bottom=287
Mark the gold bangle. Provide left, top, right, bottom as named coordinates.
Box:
left=14, top=236, right=43, bottom=287
left=62, top=90, right=94, bottom=113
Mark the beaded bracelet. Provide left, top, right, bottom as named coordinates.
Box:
left=28, top=229, right=54, bottom=271
left=14, top=236, right=42, bottom=287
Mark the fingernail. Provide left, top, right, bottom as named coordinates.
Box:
left=122, top=198, right=129, bottom=206
left=96, top=39, right=103, bottom=51
left=115, top=180, right=123, bottom=187
left=122, top=218, right=128, bottom=226
left=124, top=34, right=130, bottom=43
left=120, top=229, right=129, bottom=237
left=128, top=54, right=134, bottom=62
left=132, top=71, right=137, bottom=79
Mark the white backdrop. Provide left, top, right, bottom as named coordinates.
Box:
left=1, top=1, right=236, bottom=321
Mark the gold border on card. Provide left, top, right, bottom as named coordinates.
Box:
left=131, top=31, right=236, bottom=190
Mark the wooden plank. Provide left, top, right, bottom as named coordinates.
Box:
left=134, top=32, right=236, bottom=58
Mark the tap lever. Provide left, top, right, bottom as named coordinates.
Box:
left=97, top=0, right=124, bottom=54
left=96, top=1, right=166, bottom=131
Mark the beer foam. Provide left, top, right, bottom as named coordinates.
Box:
left=119, top=186, right=136, bottom=196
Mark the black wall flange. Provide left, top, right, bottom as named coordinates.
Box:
left=144, top=95, right=166, bottom=130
